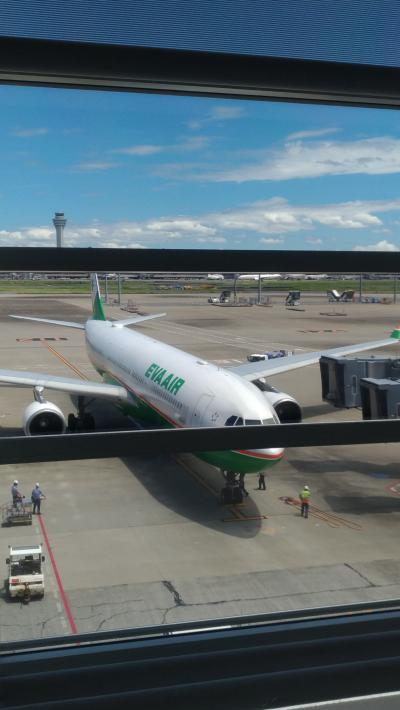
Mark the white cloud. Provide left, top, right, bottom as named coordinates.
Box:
left=12, top=128, right=48, bottom=138
left=2, top=197, right=400, bottom=249
left=286, top=127, right=339, bottom=141
left=73, top=161, right=119, bottom=172
left=205, top=136, right=400, bottom=183
left=187, top=105, right=244, bottom=130
left=208, top=197, right=392, bottom=236
left=353, top=240, right=400, bottom=252
left=25, top=228, right=53, bottom=239
left=111, top=136, right=209, bottom=159
left=112, top=145, right=162, bottom=156
left=196, top=236, right=227, bottom=243
left=208, top=106, right=245, bottom=121
left=259, top=238, right=284, bottom=244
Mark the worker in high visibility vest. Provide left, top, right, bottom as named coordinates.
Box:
left=299, top=485, right=311, bottom=519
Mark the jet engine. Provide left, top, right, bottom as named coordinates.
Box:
left=253, top=380, right=302, bottom=423
left=23, top=400, right=66, bottom=436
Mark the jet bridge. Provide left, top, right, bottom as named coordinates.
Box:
left=360, top=378, right=400, bottom=420
left=319, top=356, right=400, bottom=408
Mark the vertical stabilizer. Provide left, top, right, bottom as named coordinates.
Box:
left=90, top=273, right=106, bottom=321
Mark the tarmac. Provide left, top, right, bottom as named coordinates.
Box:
left=1, top=290, right=400, bottom=643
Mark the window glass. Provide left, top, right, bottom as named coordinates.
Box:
left=1, top=82, right=400, bottom=648
left=2, top=1, right=400, bottom=67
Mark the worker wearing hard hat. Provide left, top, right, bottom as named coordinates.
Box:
left=11, top=480, right=22, bottom=509
left=299, top=485, right=311, bottom=519
left=31, top=483, right=46, bottom=515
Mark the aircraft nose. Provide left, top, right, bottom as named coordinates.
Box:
left=249, top=447, right=284, bottom=461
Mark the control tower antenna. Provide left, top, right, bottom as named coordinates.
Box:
left=53, top=212, right=66, bottom=248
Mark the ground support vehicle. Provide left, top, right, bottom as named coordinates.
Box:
left=6, top=544, right=45, bottom=600
left=1, top=500, right=32, bottom=526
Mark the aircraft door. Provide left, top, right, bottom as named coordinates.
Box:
left=191, top=393, right=214, bottom=426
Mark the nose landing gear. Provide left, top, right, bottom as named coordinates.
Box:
left=220, top=471, right=247, bottom=504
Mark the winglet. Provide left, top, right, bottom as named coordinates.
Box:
left=390, top=327, right=400, bottom=339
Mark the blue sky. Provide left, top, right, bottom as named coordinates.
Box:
left=1, top=84, right=400, bottom=252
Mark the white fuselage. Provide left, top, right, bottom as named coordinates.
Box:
left=85, top=320, right=284, bottom=473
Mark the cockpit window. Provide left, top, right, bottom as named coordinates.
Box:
left=225, top=416, right=245, bottom=426
left=245, top=419, right=262, bottom=425
left=263, top=415, right=279, bottom=425
left=225, top=416, right=237, bottom=426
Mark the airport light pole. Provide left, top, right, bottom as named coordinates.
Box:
left=359, top=273, right=362, bottom=303
left=233, top=274, right=238, bottom=304
left=117, top=273, right=122, bottom=305
left=258, top=274, right=262, bottom=304
left=104, top=274, right=109, bottom=304
left=394, top=274, right=397, bottom=305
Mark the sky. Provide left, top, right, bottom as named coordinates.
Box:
left=1, top=85, right=400, bottom=252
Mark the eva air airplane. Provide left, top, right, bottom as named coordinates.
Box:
left=1, top=274, right=399, bottom=484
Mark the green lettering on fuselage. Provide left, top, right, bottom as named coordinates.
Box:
left=145, top=363, right=157, bottom=378
left=170, top=377, right=184, bottom=395
left=154, top=368, right=166, bottom=384
left=144, top=363, right=185, bottom=396
left=161, top=373, right=173, bottom=390
left=151, top=366, right=161, bottom=381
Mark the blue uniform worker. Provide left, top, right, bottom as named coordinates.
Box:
left=31, top=483, right=45, bottom=515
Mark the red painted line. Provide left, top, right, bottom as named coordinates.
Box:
left=38, top=514, right=78, bottom=635
left=236, top=449, right=284, bottom=460
left=386, top=481, right=400, bottom=497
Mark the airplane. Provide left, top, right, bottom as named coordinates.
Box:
left=237, top=273, right=281, bottom=280
left=1, top=274, right=399, bottom=501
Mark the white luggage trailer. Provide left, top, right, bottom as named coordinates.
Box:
left=6, top=544, right=45, bottom=600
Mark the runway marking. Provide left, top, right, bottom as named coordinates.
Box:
left=297, top=329, right=347, bottom=333
left=146, top=319, right=308, bottom=353
left=17, top=337, right=68, bottom=342
left=37, top=513, right=78, bottom=635
left=280, top=497, right=362, bottom=530
left=42, top=341, right=88, bottom=380
left=222, top=514, right=268, bottom=523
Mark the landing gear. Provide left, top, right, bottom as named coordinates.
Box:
left=68, top=397, right=96, bottom=432
left=220, top=471, right=247, bottom=505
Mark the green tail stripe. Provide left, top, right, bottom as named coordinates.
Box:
left=91, top=273, right=106, bottom=321
left=93, top=291, right=106, bottom=321
left=390, top=328, right=400, bottom=339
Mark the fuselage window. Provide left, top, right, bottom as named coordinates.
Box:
left=245, top=419, right=262, bottom=425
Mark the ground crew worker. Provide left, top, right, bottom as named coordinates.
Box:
left=31, top=483, right=45, bottom=515
left=11, top=480, right=22, bottom=509
left=257, top=473, right=266, bottom=490
left=239, top=473, right=249, bottom=497
left=299, top=485, right=311, bottom=519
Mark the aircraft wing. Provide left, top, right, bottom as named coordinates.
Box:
left=0, top=369, right=129, bottom=400
left=232, top=333, right=400, bottom=381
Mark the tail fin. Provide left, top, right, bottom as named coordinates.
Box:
left=91, top=273, right=106, bottom=321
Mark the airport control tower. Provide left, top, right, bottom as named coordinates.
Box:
left=53, top=212, right=66, bottom=248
